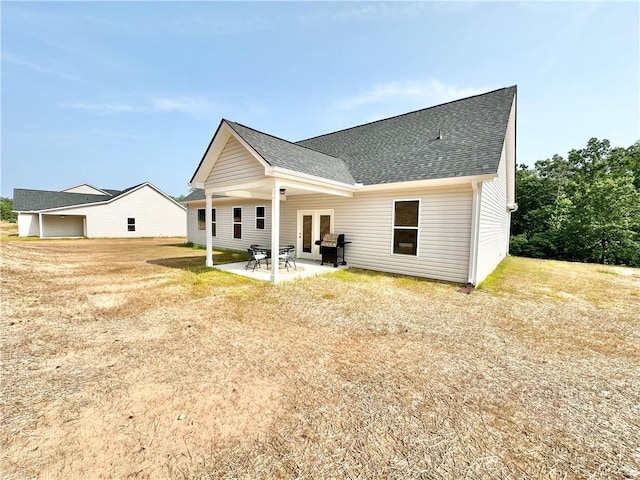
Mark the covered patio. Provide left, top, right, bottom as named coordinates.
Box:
left=190, top=120, right=360, bottom=284
left=214, top=258, right=348, bottom=283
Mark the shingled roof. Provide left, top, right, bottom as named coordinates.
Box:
left=13, top=188, right=119, bottom=211
left=295, top=86, right=516, bottom=185
left=225, top=122, right=356, bottom=185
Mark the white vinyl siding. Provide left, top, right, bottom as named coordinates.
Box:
left=187, top=186, right=473, bottom=283
left=475, top=154, right=510, bottom=284
left=280, top=186, right=472, bottom=283
left=46, top=185, right=186, bottom=238
left=187, top=200, right=272, bottom=250
left=40, top=215, right=85, bottom=237
left=17, top=213, right=40, bottom=237
left=61, top=185, right=105, bottom=195
left=204, top=137, right=265, bottom=190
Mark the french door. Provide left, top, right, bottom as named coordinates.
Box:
left=296, top=209, right=334, bottom=260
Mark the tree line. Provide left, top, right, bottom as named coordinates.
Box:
left=511, top=138, right=640, bottom=266
left=1, top=197, right=17, bottom=223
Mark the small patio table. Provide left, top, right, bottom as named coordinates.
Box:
left=252, top=245, right=296, bottom=271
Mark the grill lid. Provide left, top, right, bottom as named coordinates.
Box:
left=321, top=233, right=340, bottom=247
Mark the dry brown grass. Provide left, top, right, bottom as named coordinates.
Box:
left=1, top=237, right=638, bottom=479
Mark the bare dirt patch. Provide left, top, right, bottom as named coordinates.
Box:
left=1, top=239, right=639, bottom=479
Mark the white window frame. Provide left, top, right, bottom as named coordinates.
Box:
left=232, top=206, right=242, bottom=239
left=197, top=208, right=206, bottom=230
left=391, top=199, right=420, bottom=256
left=255, top=205, right=266, bottom=230
left=198, top=208, right=216, bottom=236
left=127, top=217, right=136, bottom=232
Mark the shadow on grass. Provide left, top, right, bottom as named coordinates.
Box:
left=147, top=248, right=250, bottom=273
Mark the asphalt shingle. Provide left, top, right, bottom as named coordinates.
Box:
left=295, top=86, right=516, bottom=184
left=13, top=188, right=118, bottom=211
left=225, top=122, right=356, bottom=185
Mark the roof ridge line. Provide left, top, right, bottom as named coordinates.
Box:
left=296, top=85, right=516, bottom=144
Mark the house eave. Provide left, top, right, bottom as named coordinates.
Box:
left=15, top=183, right=186, bottom=214
left=358, top=173, right=498, bottom=192
left=190, top=120, right=272, bottom=187
left=268, top=166, right=358, bottom=193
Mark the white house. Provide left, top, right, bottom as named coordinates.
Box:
left=187, top=86, right=517, bottom=285
left=13, top=182, right=186, bottom=238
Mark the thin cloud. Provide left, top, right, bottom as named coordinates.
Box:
left=2, top=52, right=76, bottom=80
left=335, top=79, right=490, bottom=111
left=60, top=102, right=138, bottom=113
left=150, top=96, right=215, bottom=115
left=59, top=95, right=216, bottom=118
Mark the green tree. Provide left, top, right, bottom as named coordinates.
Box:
left=0, top=197, right=17, bottom=222
left=565, top=175, right=640, bottom=265
left=511, top=138, right=640, bottom=266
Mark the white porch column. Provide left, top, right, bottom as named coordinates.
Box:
left=38, top=213, right=43, bottom=239
left=205, top=192, right=213, bottom=267
left=270, top=181, right=281, bottom=284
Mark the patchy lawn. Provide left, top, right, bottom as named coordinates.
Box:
left=1, top=237, right=638, bottom=479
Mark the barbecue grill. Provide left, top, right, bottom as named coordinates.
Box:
left=315, top=233, right=351, bottom=267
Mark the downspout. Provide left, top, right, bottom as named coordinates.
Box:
left=468, top=180, right=481, bottom=285
left=205, top=192, right=213, bottom=267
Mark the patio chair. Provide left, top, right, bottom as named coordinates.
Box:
left=277, top=245, right=297, bottom=272
left=283, top=245, right=297, bottom=270
left=246, top=247, right=267, bottom=271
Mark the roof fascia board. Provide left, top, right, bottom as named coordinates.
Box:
left=358, top=174, right=497, bottom=192
left=97, top=182, right=186, bottom=211
left=189, top=120, right=228, bottom=185
left=224, top=122, right=272, bottom=171
left=190, top=120, right=271, bottom=186
left=269, top=166, right=358, bottom=193
left=31, top=183, right=186, bottom=213
left=61, top=183, right=112, bottom=195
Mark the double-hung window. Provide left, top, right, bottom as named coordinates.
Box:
left=233, top=207, right=242, bottom=239
left=255, top=206, right=265, bottom=230
left=197, top=209, right=206, bottom=230
left=392, top=200, right=420, bottom=256
left=127, top=217, right=136, bottom=232
left=197, top=208, right=216, bottom=236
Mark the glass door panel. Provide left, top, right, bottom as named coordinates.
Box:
left=297, top=210, right=334, bottom=260
left=320, top=215, right=331, bottom=240
left=302, top=215, right=312, bottom=253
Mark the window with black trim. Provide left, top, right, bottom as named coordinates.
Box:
left=392, top=200, right=419, bottom=255
left=127, top=217, right=136, bottom=232
left=233, top=207, right=242, bottom=239
left=197, top=209, right=206, bottom=230
left=256, top=206, right=265, bottom=230
left=198, top=208, right=216, bottom=236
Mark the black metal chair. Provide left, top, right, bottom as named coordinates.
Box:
left=283, top=245, right=297, bottom=270
left=246, top=247, right=268, bottom=271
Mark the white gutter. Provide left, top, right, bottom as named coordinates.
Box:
left=359, top=173, right=496, bottom=193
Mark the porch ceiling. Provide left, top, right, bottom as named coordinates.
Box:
left=207, top=176, right=356, bottom=200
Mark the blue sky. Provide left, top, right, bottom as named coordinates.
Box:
left=2, top=1, right=638, bottom=198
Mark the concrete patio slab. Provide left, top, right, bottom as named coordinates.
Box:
left=214, top=258, right=348, bottom=282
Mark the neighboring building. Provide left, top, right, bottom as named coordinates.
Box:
left=13, top=183, right=186, bottom=238
left=187, top=86, right=517, bottom=285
